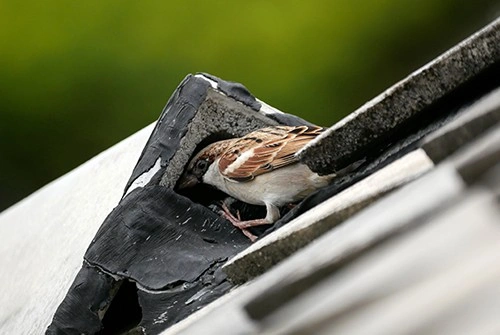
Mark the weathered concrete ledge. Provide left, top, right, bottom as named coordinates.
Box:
left=300, top=17, right=500, bottom=174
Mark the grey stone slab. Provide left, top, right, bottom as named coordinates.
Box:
left=410, top=277, right=500, bottom=335
left=223, top=149, right=434, bottom=284
left=259, top=189, right=500, bottom=335
left=299, top=17, right=500, bottom=174
left=453, top=123, right=500, bottom=185
left=422, top=87, right=500, bottom=163
left=0, top=124, right=154, bottom=334
left=480, top=162, right=500, bottom=196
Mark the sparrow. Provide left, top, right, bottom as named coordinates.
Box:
left=178, top=125, right=335, bottom=241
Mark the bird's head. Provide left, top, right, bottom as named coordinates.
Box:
left=177, top=139, right=234, bottom=189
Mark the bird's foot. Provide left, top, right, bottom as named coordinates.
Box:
left=219, top=202, right=271, bottom=242
left=241, top=229, right=258, bottom=242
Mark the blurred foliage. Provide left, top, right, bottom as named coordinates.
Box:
left=0, top=1, right=498, bottom=210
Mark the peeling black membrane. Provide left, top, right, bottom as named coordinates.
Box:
left=47, top=74, right=310, bottom=334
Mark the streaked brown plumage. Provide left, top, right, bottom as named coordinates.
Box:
left=178, top=125, right=334, bottom=241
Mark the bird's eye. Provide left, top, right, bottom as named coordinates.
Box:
left=196, top=159, right=208, bottom=172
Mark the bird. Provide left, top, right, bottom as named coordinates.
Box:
left=177, top=125, right=335, bottom=241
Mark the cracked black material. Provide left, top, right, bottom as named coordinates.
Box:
left=137, top=267, right=231, bottom=334
left=47, top=264, right=118, bottom=334
left=124, top=75, right=211, bottom=194
left=47, top=73, right=311, bottom=334
left=200, top=73, right=262, bottom=111
left=86, top=185, right=249, bottom=290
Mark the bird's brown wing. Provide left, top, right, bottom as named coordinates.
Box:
left=218, top=125, right=323, bottom=182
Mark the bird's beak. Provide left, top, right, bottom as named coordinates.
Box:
left=177, top=173, right=199, bottom=190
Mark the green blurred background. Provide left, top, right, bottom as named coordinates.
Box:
left=1, top=1, right=499, bottom=211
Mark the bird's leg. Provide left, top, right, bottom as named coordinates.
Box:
left=219, top=201, right=242, bottom=224
left=219, top=202, right=280, bottom=242
left=240, top=228, right=258, bottom=242
left=220, top=202, right=257, bottom=241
